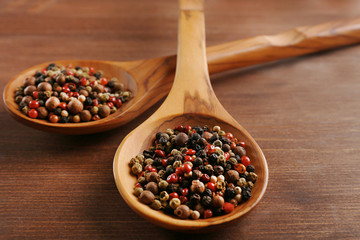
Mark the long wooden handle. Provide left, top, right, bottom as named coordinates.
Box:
left=206, top=17, right=360, bottom=74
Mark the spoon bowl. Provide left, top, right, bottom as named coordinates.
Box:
left=113, top=0, right=268, bottom=231
left=114, top=113, right=268, bottom=231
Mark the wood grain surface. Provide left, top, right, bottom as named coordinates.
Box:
left=1, top=0, right=359, bottom=239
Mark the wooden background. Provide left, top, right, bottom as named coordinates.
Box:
left=1, top=0, right=360, bottom=239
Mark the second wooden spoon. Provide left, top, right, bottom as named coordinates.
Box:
left=4, top=16, right=360, bottom=134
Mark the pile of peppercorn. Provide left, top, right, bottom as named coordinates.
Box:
left=130, top=125, right=257, bottom=220
left=14, top=63, right=131, bottom=123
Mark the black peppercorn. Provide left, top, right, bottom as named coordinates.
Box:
left=165, top=166, right=174, bottom=177
left=193, top=158, right=203, bottom=167
left=75, top=66, right=81, bottom=70
left=196, top=149, right=206, bottom=158
left=155, top=132, right=162, bottom=140
left=159, top=137, right=167, bottom=145
left=213, top=207, right=223, bottom=216
left=94, top=72, right=102, bottom=79
left=54, top=107, right=62, bottom=116
left=35, top=76, right=45, bottom=86
left=190, top=193, right=201, bottom=205
left=225, top=163, right=232, bottom=171
left=203, top=188, right=212, bottom=197
left=209, top=153, right=219, bottom=163
left=34, top=71, right=43, bottom=78
left=182, top=179, right=191, bottom=188
left=58, top=116, right=69, bottom=123
left=241, top=187, right=252, bottom=201
left=190, top=133, right=201, bottom=141
left=38, top=100, right=44, bottom=106
left=167, top=183, right=178, bottom=193
left=167, top=157, right=175, bottom=166
left=173, top=155, right=182, bottom=162
left=225, top=187, right=236, bottom=200
left=153, top=158, right=162, bottom=166
left=214, top=165, right=224, bottom=176
left=84, top=97, right=93, bottom=106
left=210, top=134, right=219, bottom=143
left=201, top=195, right=212, bottom=208
left=193, top=126, right=203, bottom=135
left=107, top=81, right=115, bottom=88
left=246, top=165, right=255, bottom=172
left=19, top=102, right=26, bottom=109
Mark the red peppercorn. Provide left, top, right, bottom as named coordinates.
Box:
left=107, top=102, right=114, bottom=108
left=230, top=142, right=237, bottom=149
left=178, top=176, right=183, bottom=183
left=155, top=150, right=165, bottom=158
left=90, top=81, right=97, bottom=87
left=185, top=125, right=192, bottom=132
left=204, top=209, right=213, bottom=219
left=182, top=163, right=192, bottom=173
left=100, top=77, right=108, bottom=85
left=181, top=188, right=189, bottom=196
left=175, top=167, right=183, bottom=176
left=92, top=99, right=99, bottom=106
left=225, top=132, right=233, bottom=139
left=138, top=171, right=145, bottom=178
left=184, top=155, right=193, bottom=162
left=145, top=165, right=153, bottom=171
left=28, top=100, right=39, bottom=109
left=66, top=70, right=74, bottom=76
left=234, top=163, right=246, bottom=174
left=62, top=86, right=70, bottom=93
left=79, top=77, right=87, bottom=86
left=162, top=159, right=167, bottom=167
left=115, top=99, right=122, bottom=108
left=109, top=96, right=116, bottom=102
left=150, top=167, right=157, bottom=173
left=224, top=152, right=230, bottom=160
left=239, top=141, right=246, bottom=147
left=49, top=114, right=59, bottom=123
left=41, top=69, right=47, bottom=74
left=32, top=91, right=39, bottom=99
left=73, top=92, right=80, bottom=98
left=174, top=125, right=185, bottom=132
left=241, top=156, right=251, bottom=167
left=180, top=196, right=188, bottom=204
left=28, top=109, right=38, bottom=118
left=89, top=67, right=95, bottom=74
left=207, top=182, right=216, bottom=192
left=167, top=173, right=178, bottom=183
left=223, top=202, right=235, bottom=214
left=67, top=92, right=74, bottom=97
left=59, top=102, right=67, bottom=110
left=205, top=144, right=216, bottom=155
left=185, top=149, right=196, bottom=155
left=169, top=192, right=179, bottom=200
left=135, top=183, right=142, bottom=188
left=201, top=174, right=210, bottom=182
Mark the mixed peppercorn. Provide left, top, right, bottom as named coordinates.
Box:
left=14, top=63, right=131, bottom=123
left=130, top=125, right=257, bottom=219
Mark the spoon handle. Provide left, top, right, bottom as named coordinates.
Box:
left=206, top=17, right=360, bottom=74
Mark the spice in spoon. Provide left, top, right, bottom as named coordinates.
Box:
left=14, top=63, right=132, bottom=123
left=129, top=125, right=257, bottom=219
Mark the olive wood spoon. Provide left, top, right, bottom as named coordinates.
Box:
left=113, top=0, right=268, bottom=231
left=4, top=17, right=360, bottom=134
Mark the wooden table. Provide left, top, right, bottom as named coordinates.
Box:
left=1, top=0, right=359, bottom=239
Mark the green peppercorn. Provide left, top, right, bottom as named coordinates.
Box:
left=150, top=200, right=162, bottom=210
left=237, top=177, right=247, bottom=187
left=248, top=172, right=258, bottom=182
left=169, top=198, right=181, bottom=210
left=158, top=180, right=168, bottom=190
left=131, top=163, right=142, bottom=175
left=159, top=191, right=169, bottom=202
left=134, top=187, right=143, bottom=197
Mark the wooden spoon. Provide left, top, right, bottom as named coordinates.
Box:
left=113, top=0, right=268, bottom=231
left=4, top=17, right=360, bottom=134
